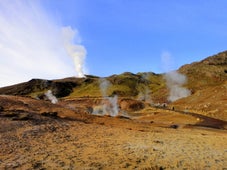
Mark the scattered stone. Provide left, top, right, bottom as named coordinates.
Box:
left=49, top=126, right=57, bottom=132
left=32, top=161, right=44, bottom=169
left=169, top=124, right=179, bottom=129
left=123, top=162, right=131, bottom=168
left=2, top=111, right=18, bottom=117
left=86, top=107, right=93, bottom=114
left=41, top=112, right=58, bottom=117
left=12, top=113, right=30, bottom=121
left=116, top=115, right=131, bottom=119
left=153, top=140, right=164, bottom=144
left=0, top=106, right=3, bottom=112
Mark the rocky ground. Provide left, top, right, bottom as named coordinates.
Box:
left=0, top=100, right=226, bottom=170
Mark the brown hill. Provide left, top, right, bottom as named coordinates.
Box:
left=172, top=51, right=227, bottom=121
left=170, top=81, right=227, bottom=121
left=0, top=51, right=226, bottom=120
left=179, top=50, right=227, bottom=91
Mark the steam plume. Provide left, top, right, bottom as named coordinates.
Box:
left=62, top=27, right=87, bottom=78
left=99, top=78, right=110, bottom=97
left=138, top=74, right=153, bottom=104
left=92, top=79, right=119, bottom=117
left=0, top=1, right=86, bottom=87
left=45, top=90, right=58, bottom=104
left=164, top=71, right=191, bottom=102
left=103, top=95, right=119, bottom=117
left=161, top=51, right=191, bottom=102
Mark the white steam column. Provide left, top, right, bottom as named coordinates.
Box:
left=62, top=26, right=87, bottom=78
left=161, top=51, right=191, bottom=102
left=165, top=71, right=191, bottom=102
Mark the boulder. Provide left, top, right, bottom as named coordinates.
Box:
left=0, top=105, right=3, bottom=112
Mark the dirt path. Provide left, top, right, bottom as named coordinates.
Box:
left=153, top=107, right=227, bottom=130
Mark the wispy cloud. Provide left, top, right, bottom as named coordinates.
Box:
left=0, top=0, right=86, bottom=87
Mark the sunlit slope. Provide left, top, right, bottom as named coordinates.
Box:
left=170, top=81, right=227, bottom=121
left=68, top=72, right=165, bottom=100
left=0, top=72, right=165, bottom=101
left=171, top=51, right=227, bottom=121
left=179, top=51, right=227, bottom=92
left=0, top=50, right=226, bottom=118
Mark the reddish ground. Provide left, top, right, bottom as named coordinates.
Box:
left=0, top=95, right=226, bottom=169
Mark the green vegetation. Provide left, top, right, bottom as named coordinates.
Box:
left=66, top=72, right=165, bottom=99
left=0, top=50, right=226, bottom=104
left=69, top=80, right=101, bottom=98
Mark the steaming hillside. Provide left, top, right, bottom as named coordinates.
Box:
left=171, top=51, right=227, bottom=120
left=179, top=50, right=227, bottom=91
left=0, top=50, right=226, bottom=121
left=0, top=72, right=165, bottom=101
left=1, top=51, right=226, bottom=96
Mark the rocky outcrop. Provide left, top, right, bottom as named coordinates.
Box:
left=119, top=99, right=145, bottom=112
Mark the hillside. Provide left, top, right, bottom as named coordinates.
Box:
left=170, top=81, right=227, bottom=120
left=0, top=51, right=226, bottom=120
left=179, top=50, right=227, bottom=91
left=0, top=72, right=166, bottom=102
left=172, top=51, right=227, bottom=120
left=1, top=51, right=226, bottom=96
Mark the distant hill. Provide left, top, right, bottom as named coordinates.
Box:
left=0, top=51, right=226, bottom=120
left=0, top=72, right=166, bottom=102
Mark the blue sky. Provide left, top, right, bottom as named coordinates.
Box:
left=44, top=0, right=226, bottom=74
left=0, top=0, right=226, bottom=86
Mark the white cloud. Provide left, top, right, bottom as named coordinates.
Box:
left=0, top=0, right=85, bottom=87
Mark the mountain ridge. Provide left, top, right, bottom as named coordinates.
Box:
left=0, top=50, right=226, bottom=121
left=0, top=50, right=226, bottom=99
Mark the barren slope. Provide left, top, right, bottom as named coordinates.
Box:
left=170, top=81, right=227, bottom=121
left=0, top=108, right=226, bottom=169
